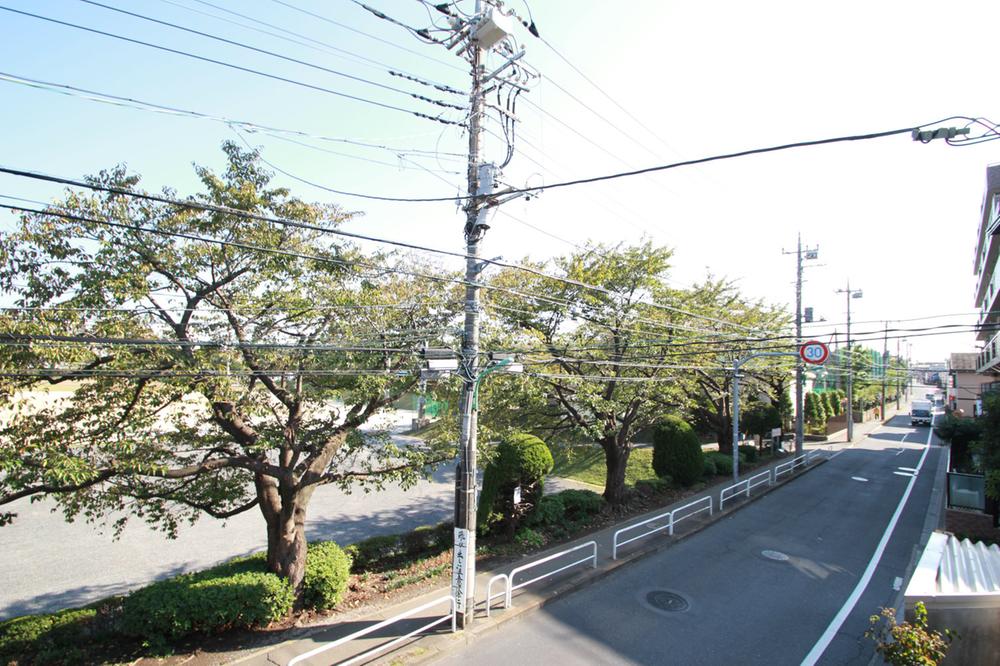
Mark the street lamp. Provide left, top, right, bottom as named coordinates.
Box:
left=835, top=283, right=862, bottom=442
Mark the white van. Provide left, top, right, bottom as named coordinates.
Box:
left=910, top=400, right=933, bottom=426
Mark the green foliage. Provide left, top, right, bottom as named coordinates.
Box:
left=805, top=392, right=827, bottom=426
left=705, top=451, right=738, bottom=475
left=652, top=416, right=704, bottom=486
left=821, top=392, right=836, bottom=419
left=987, top=470, right=1000, bottom=502
left=0, top=607, right=101, bottom=663
left=345, top=523, right=452, bottom=573
left=634, top=476, right=672, bottom=496
left=738, top=444, right=758, bottom=463
left=557, top=489, right=604, bottom=519
left=301, top=542, right=352, bottom=611
left=702, top=457, right=717, bottom=477
left=476, top=433, right=554, bottom=532
left=866, top=602, right=954, bottom=665
left=935, top=414, right=983, bottom=472
left=120, top=556, right=294, bottom=642
left=549, top=446, right=656, bottom=488
left=526, top=494, right=566, bottom=528
left=0, top=143, right=456, bottom=596
left=743, top=403, right=780, bottom=440
left=514, top=528, right=546, bottom=549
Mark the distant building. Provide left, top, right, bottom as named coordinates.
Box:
left=974, top=164, right=1000, bottom=376
left=949, top=352, right=981, bottom=416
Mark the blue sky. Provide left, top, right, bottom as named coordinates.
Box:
left=1, top=0, right=998, bottom=363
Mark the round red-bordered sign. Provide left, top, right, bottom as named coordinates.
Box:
left=800, top=340, right=829, bottom=365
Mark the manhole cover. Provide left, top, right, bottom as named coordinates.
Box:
left=645, top=590, right=689, bottom=612
left=761, top=549, right=790, bottom=562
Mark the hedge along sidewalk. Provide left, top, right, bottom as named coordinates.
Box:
left=232, top=450, right=830, bottom=666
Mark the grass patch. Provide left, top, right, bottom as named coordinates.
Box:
left=550, top=446, right=657, bottom=489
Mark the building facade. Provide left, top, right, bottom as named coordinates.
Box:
left=974, top=164, right=1000, bottom=375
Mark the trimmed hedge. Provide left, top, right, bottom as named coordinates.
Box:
left=652, top=416, right=704, bottom=486
left=120, top=555, right=294, bottom=642
left=0, top=607, right=100, bottom=663
left=302, top=541, right=352, bottom=611
left=526, top=494, right=566, bottom=527
left=558, top=489, right=603, bottom=519
left=346, top=523, right=453, bottom=572
left=634, top=476, right=672, bottom=495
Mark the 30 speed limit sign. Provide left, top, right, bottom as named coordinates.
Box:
left=799, top=340, right=829, bottom=365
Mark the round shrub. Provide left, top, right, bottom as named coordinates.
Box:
left=121, top=557, right=294, bottom=641
left=302, top=541, right=352, bottom=611
left=652, top=416, right=704, bottom=486
left=477, top=432, right=554, bottom=533
left=738, top=444, right=758, bottom=463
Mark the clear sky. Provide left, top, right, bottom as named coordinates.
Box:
left=1, top=0, right=997, bottom=363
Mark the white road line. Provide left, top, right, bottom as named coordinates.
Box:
left=802, top=418, right=934, bottom=665
left=893, top=471, right=915, bottom=478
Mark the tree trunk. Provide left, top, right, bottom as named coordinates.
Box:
left=602, top=441, right=630, bottom=505
left=258, top=476, right=311, bottom=597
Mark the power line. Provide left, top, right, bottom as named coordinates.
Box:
left=0, top=71, right=466, bottom=158
left=155, top=0, right=464, bottom=95
left=267, top=0, right=465, bottom=73
left=78, top=0, right=465, bottom=112
left=0, top=5, right=463, bottom=126
left=0, top=169, right=752, bottom=333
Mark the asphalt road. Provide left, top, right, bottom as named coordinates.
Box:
left=433, top=412, right=946, bottom=665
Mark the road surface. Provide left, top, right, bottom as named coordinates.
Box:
left=433, top=412, right=945, bottom=665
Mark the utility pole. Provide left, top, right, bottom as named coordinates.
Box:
left=836, top=282, right=862, bottom=441
left=783, top=235, right=818, bottom=455
left=453, top=10, right=486, bottom=629
left=896, top=337, right=902, bottom=410
left=446, top=0, right=528, bottom=629
left=881, top=322, right=889, bottom=421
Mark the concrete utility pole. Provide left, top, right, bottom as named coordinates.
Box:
left=453, top=15, right=487, bottom=628
left=783, top=235, right=817, bottom=455
left=836, top=282, right=862, bottom=442
left=881, top=322, right=889, bottom=420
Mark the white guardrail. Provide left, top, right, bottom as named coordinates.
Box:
left=719, top=470, right=772, bottom=510
left=485, top=541, right=597, bottom=617
left=612, top=496, right=713, bottom=560
left=774, top=449, right=823, bottom=480
left=287, top=594, right=455, bottom=666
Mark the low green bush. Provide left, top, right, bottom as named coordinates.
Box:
left=120, top=556, right=294, bottom=642
left=431, top=522, right=454, bottom=550
left=557, top=489, right=603, bottom=519
left=0, top=607, right=100, bottom=663
left=527, top=494, right=566, bottom=528
left=634, top=476, right=672, bottom=495
left=402, top=525, right=436, bottom=557
left=514, top=528, right=545, bottom=549
left=302, top=541, right=352, bottom=611
left=346, top=534, right=403, bottom=572
left=738, top=444, right=758, bottom=463
left=707, top=452, right=733, bottom=475
left=703, top=457, right=717, bottom=477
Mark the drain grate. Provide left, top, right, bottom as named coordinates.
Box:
left=645, top=590, right=689, bottom=613
left=761, top=549, right=790, bottom=562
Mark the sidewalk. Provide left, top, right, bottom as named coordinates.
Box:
left=223, top=445, right=834, bottom=666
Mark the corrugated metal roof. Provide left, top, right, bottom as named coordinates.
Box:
left=906, top=531, right=1000, bottom=603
